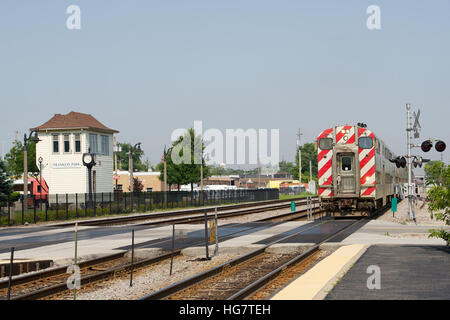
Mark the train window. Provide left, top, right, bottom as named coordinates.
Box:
left=359, top=137, right=373, bottom=149
left=319, top=138, right=333, bottom=150
left=342, top=156, right=352, bottom=171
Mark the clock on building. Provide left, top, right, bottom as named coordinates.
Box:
left=82, top=153, right=96, bottom=168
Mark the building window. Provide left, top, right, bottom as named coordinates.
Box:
left=64, top=134, right=70, bottom=153
left=118, top=184, right=123, bottom=191
left=146, top=188, right=153, bottom=192
left=75, top=134, right=81, bottom=153
left=101, top=135, right=109, bottom=156
left=52, top=134, right=59, bottom=153
left=89, top=134, right=98, bottom=154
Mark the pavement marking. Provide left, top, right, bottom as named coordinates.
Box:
left=271, top=244, right=369, bottom=300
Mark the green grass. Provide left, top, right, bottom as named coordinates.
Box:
left=279, top=192, right=317, bottom=200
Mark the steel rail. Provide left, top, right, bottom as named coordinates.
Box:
left=138, top=219, right=332, bottom=300
left=44, top=197, right=318, bottom=227
left=227, top=205, right=390, bottom=300
left=1, top=198, right=316, bottom=290
left=3, top=205, right=323, bottom=300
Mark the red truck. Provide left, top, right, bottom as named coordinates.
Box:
left=13, top=177, right=49, bottom=207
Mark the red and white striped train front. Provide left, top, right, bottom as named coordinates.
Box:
left=317, top=125, right=377, bottom=213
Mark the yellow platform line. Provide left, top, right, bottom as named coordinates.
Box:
left=271, top=244, right=369, bottom=300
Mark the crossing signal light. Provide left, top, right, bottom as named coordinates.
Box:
left=421, top=140, right=432, bottom=152
left=412, top=156, right=423, bottom=168
left=435, top=140, right=446, bottom=152
left=390, top=156, right=406, bottom=168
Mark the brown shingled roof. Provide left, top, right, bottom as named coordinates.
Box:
left=31, top=111, right=119, bottom=133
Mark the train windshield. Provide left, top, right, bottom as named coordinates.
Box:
left=359, top=137, right=373, bottom=149
left=341, top=156, right=352, bottom=171
left=319, top=138, right=333, bottom=150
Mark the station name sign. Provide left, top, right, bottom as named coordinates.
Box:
left=52, top=162, right=82, bottom=169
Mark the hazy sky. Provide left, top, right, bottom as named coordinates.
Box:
left=1, top=1, right=449, bottom=173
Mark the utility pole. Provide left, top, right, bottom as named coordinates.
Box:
left=257, top=155, right=261, bottom=188
left=23, top=131, right=40, bottom=221
left=200, top=151, right=203, bottom=205
left=163, top=146, right=172, bottom=208
left=163, top=147, right=167, bottom=195
left=128, top=143, right=142, bottom=193
left=24, top=138, right=28, bottom=219
left=129, top=149, right=134, bottom=193
left=406, top=103, right=415, bottom=221
left=297, top=129, right=302, bottom=183
left=114, top=135, right=118, bottom=190
left=309, top=160, right=312, bottom=182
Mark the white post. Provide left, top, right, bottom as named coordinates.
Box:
left=406, top=104, right=415, bottom=221
left=297, top=129, right=302, bottom=184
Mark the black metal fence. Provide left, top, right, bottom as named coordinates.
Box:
left=0, top=188, right=279, bottom=225
left=279, top=185, right=307, bottom=194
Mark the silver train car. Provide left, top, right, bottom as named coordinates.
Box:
left=317, top=125, right=408, bottom=214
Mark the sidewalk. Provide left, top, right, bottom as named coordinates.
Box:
left=325, top=245, right=450, bottom=299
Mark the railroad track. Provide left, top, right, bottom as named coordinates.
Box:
left=0, top=201, right=322, bottom=300
left=138, top=206, right=388, bottom=300
left=49, top=197, right=318, bottom=227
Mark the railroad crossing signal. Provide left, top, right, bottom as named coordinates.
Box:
left=420, top=139, right=446, bottom=153
left=421, top=140, right=432, bottom=152
left=412, top=109, right=421, bottom=138
left=390, top=156, right=407, bottom=168
left=412, top=156, right=430, bottom=168
left=435, top=140, right=446, bottom=152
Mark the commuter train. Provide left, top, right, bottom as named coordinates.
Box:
left=317, top=125, right=408, bottom=215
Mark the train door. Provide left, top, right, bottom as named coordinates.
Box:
left=336, top=153, right=357, bottom=196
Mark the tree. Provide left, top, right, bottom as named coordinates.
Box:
left=117, top=143, right=147, bottom=172
left=424, top=161, right=446, bottom=186
left=129, top=177, right=144, bottom=193
left=427, top=163, right=449, bottom=246
left=278, top=160, right=296, bottom=177
left=294, top=143, right=318, bottom=181
left=158, top=128, right=210, bottom=191
left=156, top=153, right=186, bottom=190
left=4, top=140, right=39, bottom=178
left=0, top=159, right=13, bottom=201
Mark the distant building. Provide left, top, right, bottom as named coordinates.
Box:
left=115, top=171, right=164, bottom=192
left=32, top=111, right=119, bottom=194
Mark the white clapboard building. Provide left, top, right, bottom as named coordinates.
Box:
left=32, top=111, right=119, bottom=195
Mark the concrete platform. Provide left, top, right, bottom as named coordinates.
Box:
left=335, top=220, right=449, bottom=246
left=325, top=245, right=450, bottom=299
left=271, top=244, right=368, bottom=300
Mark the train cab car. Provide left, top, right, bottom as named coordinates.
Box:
left=317, top=125, right=407, bottom=215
